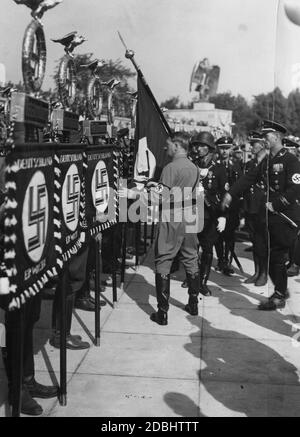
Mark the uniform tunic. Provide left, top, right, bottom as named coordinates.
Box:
left=229, top=148, right=300, bottom=293
left=195, top=157, right=228, bottom=253
left=154, top=155, right=199, bottom=275
left=219, top=158, right=243, bottom=239
left=243, top=158, right=268, bottom=258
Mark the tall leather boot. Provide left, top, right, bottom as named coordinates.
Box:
left=258, top=263, right=288, bottom=311
left=199, top=253, right=213, bottom=296
left=215, top=239, right=225, bottom=272
left=150, top=273, right=170, bottom=325
left=185, top=273, right=200, bottom=315
left=223, top=241, right=234, bottom=275
left=244, top=254, right=259, bottom=284
left=287, top=263, right=300, bottom=277
left=255, top=257, right=268, bottom=287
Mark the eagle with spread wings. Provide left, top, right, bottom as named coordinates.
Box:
left=189, top=58, right=220, bottom=101
left=13, top=0, right=63, bottom=20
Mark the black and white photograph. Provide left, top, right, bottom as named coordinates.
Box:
left=0, top=0, right=300, bottom=419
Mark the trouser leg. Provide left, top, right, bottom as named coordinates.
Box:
left=4, top=294, right=41, bottom=385
left=215, top=236, right=224, bottom=270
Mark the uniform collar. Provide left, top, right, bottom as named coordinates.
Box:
left=173, top=153, right=187, bottom=161
left=270, top=147, right=286, bottom=160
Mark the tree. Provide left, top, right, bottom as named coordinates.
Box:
left=160, top=96, right=180, bottom=110
left=287, top=89, right=300, bottom=136
left=210, top=92, right=256, bottom=134
left=252, top=87, right=289, bottom=128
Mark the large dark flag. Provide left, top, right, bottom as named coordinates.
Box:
left=134, top=75, right=171, bottom=184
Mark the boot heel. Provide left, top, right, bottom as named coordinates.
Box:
left=150, top=311, right=168, bottom=325
left=184, top=303, right=198, bottom=316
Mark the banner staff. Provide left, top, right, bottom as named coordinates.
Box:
left=117, top=32, right=172, bottom=136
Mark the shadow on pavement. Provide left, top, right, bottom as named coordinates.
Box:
left=184, top=316, right=300, bottom=417
left=215, top=286, right=300, bottom=339
left=163, top=392, right=205, bottom=417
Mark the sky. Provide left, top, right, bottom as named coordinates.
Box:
left=0, top=0, right=300, bottom=104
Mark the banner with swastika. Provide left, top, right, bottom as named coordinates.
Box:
left=4, top=148, right=58, bottom=310
left=85, top=146, right=118, bottom=235
left=56, top=149, right=84, bottom=261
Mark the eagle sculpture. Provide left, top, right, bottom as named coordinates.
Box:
left=13, top=0, right=63, bottom=21
left=80, top=59, right=106, bottom=76
left=52, top=31, right=86, bottom=56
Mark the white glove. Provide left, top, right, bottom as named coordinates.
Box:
left=0, top=277, right=9, bottom=295
left=217, top=217, right=226, bottom=233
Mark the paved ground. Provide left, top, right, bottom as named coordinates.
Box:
left=1, top=240, right=300, bottom=417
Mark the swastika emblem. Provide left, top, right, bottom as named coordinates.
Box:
left=22, top=170, right=49, bottom=263
left=62, top=164, right=81, bottom=232
left=92, top=161, right=109, bottom=213
left=292, top=173, right=300, bottom=184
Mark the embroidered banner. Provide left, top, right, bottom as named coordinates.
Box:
left=4, top=148, right=59, bottom=310
left=55, top=148, right=84, bottom=261
left=2, top=144, right=121, bottom=309
left=85, top=146, right=119, bottom=235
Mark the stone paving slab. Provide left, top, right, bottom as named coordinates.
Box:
left=1, top=241, right=300, bottom=417
left=103, top=301, right=204, bottom=337
left=202, top=304, right=296, bottom=341
left=77, top=332, right=201, bottom=381
left=49, top=374, right=200, bottom=417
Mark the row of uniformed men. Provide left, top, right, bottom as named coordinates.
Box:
left=127, top=119, right=300, bottom=326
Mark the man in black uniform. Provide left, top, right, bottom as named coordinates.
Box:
left=222, top=120, right=300, bottom=310
left=243, top=131, right=268, bottom=286
left=182, top=132, right=227, bottom=295
left=232, top=145, right=245, bottom=170
left=283, top=138, right=300, bottom=277
left=215, top=137, right=243, bottom=275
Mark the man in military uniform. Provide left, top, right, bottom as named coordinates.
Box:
left=119, top=132, right=202, bottom=325
left=182, top=131, right=227, bottom=295
left=232, top=145, right=245, bottom=170
left=283, top=138, right=300, bottom=277
left=283, top=137, right=298, bottom=156
left=243, top=131, right=268, bottom=286
left=222, top=120, right=300, bottom=310
left=215, top=137, right=243, bottom=275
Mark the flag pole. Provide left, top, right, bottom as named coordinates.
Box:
left=117, top=32, right=172, bottom=136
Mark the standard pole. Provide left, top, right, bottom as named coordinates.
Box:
left=120, top=222, right=127, bottom=288
left=143, top=221, right=148, bottom=254
left=112, top=226, right=118, bottom=305
left=58, top=268, right=68, bottom=406
left=95, top=237, right=101, bottom=346
left=135, top=222, right=141, bottom=267
left=11, top=305, right=24, bottom=417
